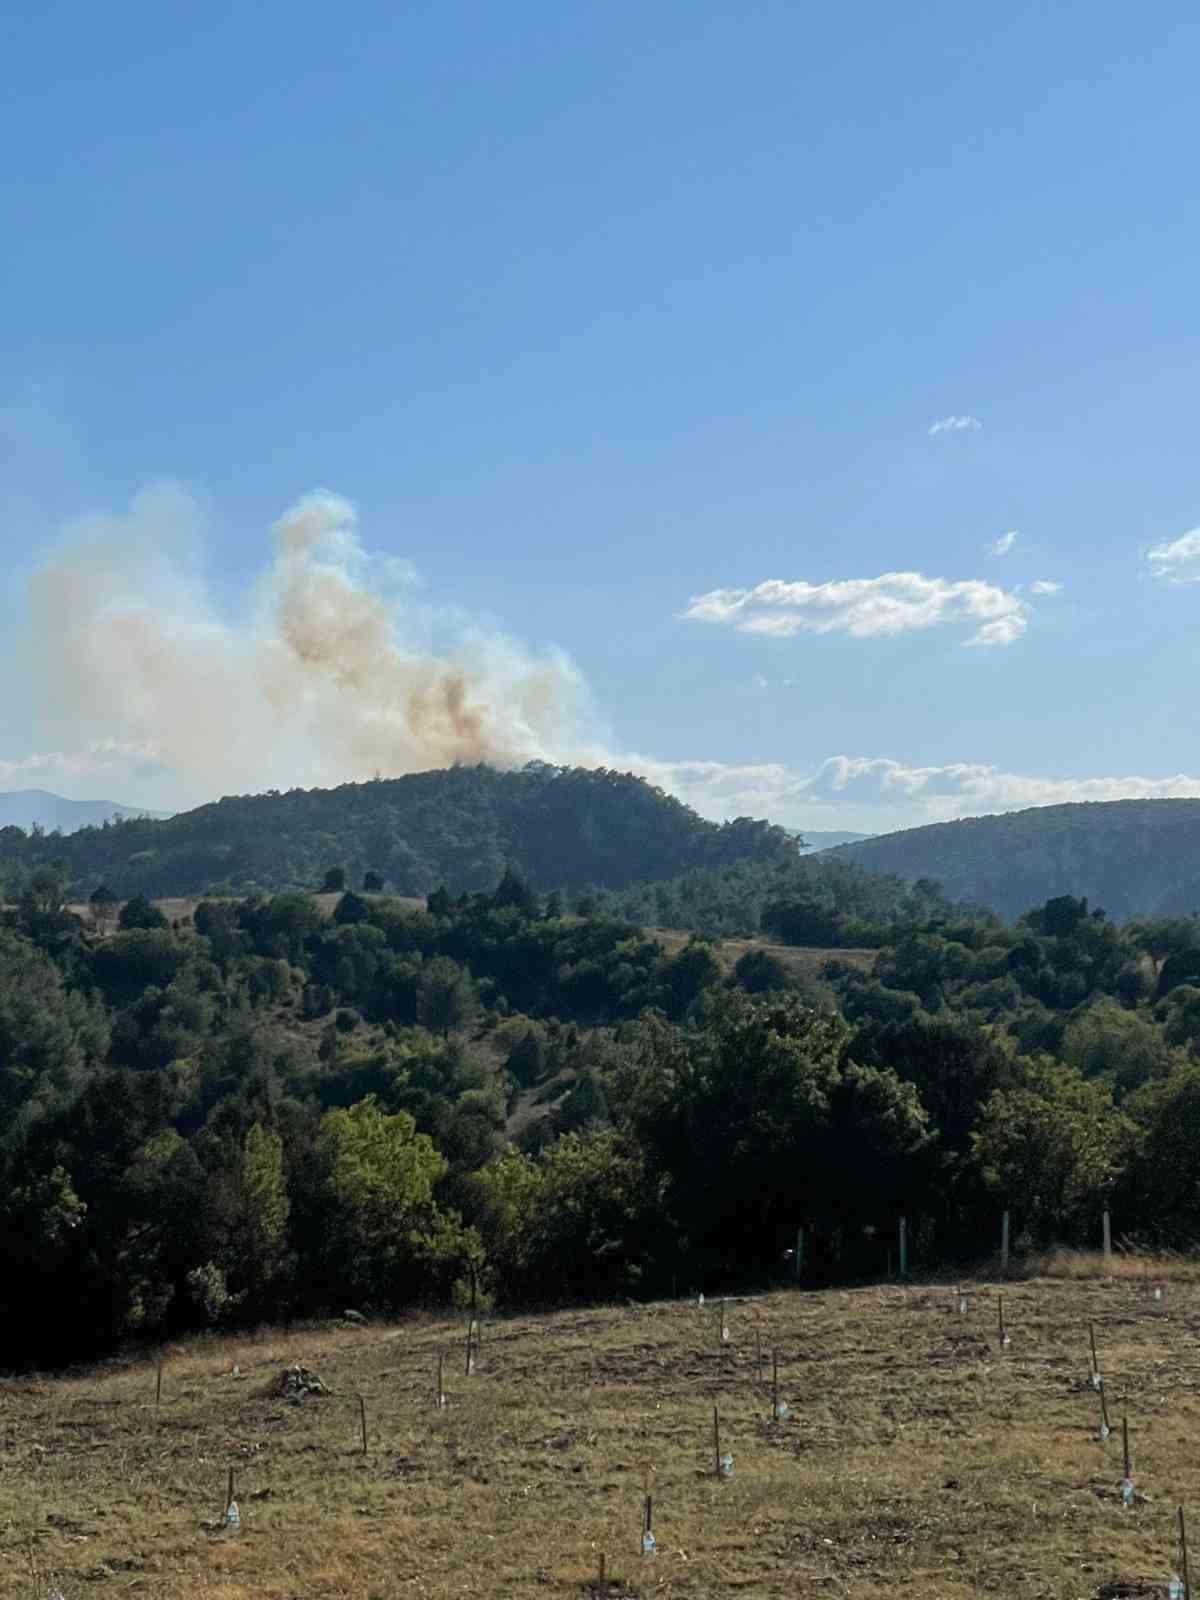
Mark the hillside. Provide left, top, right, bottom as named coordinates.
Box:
left=3, top=1276, right=1196, bottom=1599
left=0, top=764, right=793, bottom=900
left=833, top=799, right=1200, bottom=920
left=0, top=788, right=169, bottom=832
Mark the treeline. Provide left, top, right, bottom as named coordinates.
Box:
left=0, top=764, right=794, bottom=901
left=4, top=872, right=1200, bottom=1371
left=590, top=853, right=989, bottom=943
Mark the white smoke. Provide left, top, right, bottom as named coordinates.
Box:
left=22, top=483, right=593, bottom=805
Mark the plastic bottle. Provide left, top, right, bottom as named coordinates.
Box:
left=642, top=1531, right=657, bottom=1558
left=1121, top=1478, right=1134, bottom=1507
left=225, top=1500, right=241, bottom=1530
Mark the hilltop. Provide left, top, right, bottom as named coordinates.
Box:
left=0, top=764, right=793, bottom=900
left=833, top=798, right=1200, bottom=920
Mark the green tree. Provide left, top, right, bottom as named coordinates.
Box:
left=417, top=956, right=477, bottom=1037
left=119, top=893, right=168, bottom=931
left=310, top=1096, right=448, bottom=1304
left=972, top=1061, right=1135, bottom=1246
left=89, top=883, right=118, bottom=932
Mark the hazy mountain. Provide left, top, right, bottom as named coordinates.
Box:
left=835, top=799, right=1200, bottom=920
left=0, top=765, right=794, bottom=899
left=0, top=790, right=170, bottom=834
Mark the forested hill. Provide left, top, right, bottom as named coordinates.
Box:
left=0, top=764, right=795, bottom=901
left=833, top=799, right=1200, bottom=920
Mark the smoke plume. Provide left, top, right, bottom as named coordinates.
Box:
left=24, top=484, right=592, bottom=805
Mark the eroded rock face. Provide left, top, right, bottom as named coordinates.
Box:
left=277, top=1364, right=330, bottom=1398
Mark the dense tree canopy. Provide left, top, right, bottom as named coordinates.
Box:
left=2, top=857, right=1199, bottom=1371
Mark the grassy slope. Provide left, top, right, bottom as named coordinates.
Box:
left=2, top=1274, right=1194, bottom=1598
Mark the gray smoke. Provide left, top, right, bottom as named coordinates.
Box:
left=24, top=483, right=592, bottom=804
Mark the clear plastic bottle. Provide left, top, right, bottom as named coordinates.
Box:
left=225, top=1500, right=241, bottom=1530
left=719, top=1453, right=734, bottom=1478
left=1120, top=1478, right=1134, bottom=1507
left=1168, top=1577, right=1183, bottom=1600
left=642, top=1531, right=657, bottom=1558
left=774, top=1401, right=791, bottom=1422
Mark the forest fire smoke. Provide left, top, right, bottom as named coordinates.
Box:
left=24, top=484, right=590, bottom=802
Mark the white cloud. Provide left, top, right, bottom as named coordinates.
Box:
left=990, top=529, right=1018, bottom=557
left=929, top=415, right=981, bottom=436
left=1030, top=579, right=1062, bottom=595
left=0, top=740, right=164, bottom=793
left=683, top=571, right=1030, bottom=647
left=619, top=751, right=1200, bottom=833
left=1147, top=527, right=1200, bottom=584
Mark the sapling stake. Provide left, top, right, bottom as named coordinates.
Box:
left=226, top=1467, right=235, bottom=1516
left=359, top=1394, right=368, bottom=1454
left=1096, top=1376, right=1112, bottom=1439
left=1120, top=1414, right=1135, bottom=1505
left=437, top=1350, right=445, bottom=1408
left=1090, top=1322, right=1100, bottom=1386
left=998, top=1295, right=1008, bottom=1349
left=641, top=1493, right=655, bottom=1557
left=713, top=1405, right=721, bottom=1479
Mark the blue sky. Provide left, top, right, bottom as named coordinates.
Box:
left=3, top=0, right=1198, bottom=833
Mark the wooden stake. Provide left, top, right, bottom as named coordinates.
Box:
left=998, top=1294, right=1007, bottom=1348
left=772, top=1351, right=779, bottom=1422
left=359, top=1394, right=368, bottom=1454
left=1122, top=1414, right=1131, bottom=1480
left=1098, top=1376, right=1111, bottom=1434
left=597, top=1551, right=606, bottom=1594
left=465, top=1319, right=474, bottom=1376
left=713, top=1405, right=721, bottom=1478
left=226, top=1466, right=235, bottom=1515
left=437, top=1350, right=444, bottom=1406
left=1090, top=1321, right=1100, bottom=1379
left=1180, top=1505, right=1191, bottom=1600
left=756, top=1327, right=763, bottom=1385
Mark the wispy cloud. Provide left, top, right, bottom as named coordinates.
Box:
left=0, top=740, right=164, bottom=792
left=621, top=751, right=1200, bottom=831
left=990, top=529, right=1018, bottom=557
left=683, top=571, right=1030, bottom=648
left=928, top=415, right=981, bottom=436
left=1147, top=528, right=1200, bottom=584
left=1030, top=579, right=1062, bottom=595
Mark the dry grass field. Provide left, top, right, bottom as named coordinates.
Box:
left=4, top=1268, right=1199, bottom=1599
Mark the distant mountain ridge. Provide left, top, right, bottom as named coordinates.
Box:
left=0, top=789, right=170, bottom=834
left=834, top=799, right=1200, bottom=920
left=0, top=765, right=795, bottom=899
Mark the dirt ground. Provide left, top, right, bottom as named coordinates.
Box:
left=2, top=1273, right=1196, bottom=1598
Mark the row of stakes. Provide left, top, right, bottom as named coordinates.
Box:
left=164, top=1292, right=1194, bottom=1597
